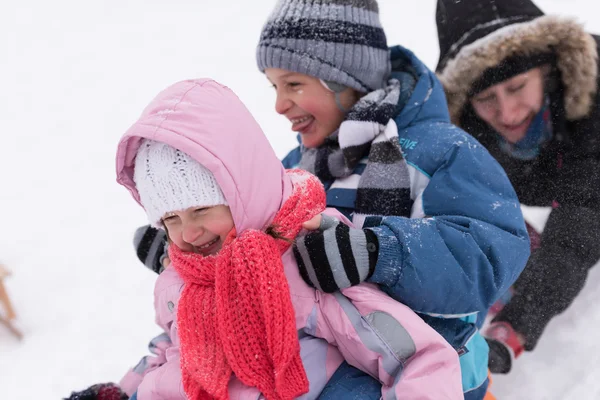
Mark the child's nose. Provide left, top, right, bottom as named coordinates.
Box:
left=275, top=93, right=292, bottom=115
left=498, top=95, right=520, bottom=124
left=182, top=223, right=204, bottom=245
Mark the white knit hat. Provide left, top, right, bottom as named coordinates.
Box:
left=134, top=139, right=228, bottom=226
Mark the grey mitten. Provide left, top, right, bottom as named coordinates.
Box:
left=293, top=215, right=378, bottom=292
left=133, top=225, right=168, bottom=274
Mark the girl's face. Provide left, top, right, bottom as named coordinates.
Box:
left=265, top=68, right=360, bottom=148
left=470, top=67, right=546, bottom=144
left=162, top=205, right=234, bottom=256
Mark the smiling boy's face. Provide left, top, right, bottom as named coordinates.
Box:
left=265, top=68, right=360, bottom=148
left=162, top=205, right=234, bottom=256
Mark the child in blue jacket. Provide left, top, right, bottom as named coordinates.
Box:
left=255, top=0, right=530, bottom=398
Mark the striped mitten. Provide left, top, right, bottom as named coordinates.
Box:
left=133, top=225, right=168, bottom=274
left=293, top=215, right=378, bottom=293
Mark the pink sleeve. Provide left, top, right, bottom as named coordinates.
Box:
left=120, top=268, right=185, bottom=398
left=316, top=284, right=463, bottom=399
left=135, top=342, right=186, bottom=400
left=119, top=332, right=172, bottom=396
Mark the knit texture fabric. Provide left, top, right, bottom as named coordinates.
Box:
left=256, top=0, right=390, bottom=92
left=298, top=78, right=412, bottom=225
left=169, top=170, right=324, bottom=400
left=294, top=214, right=378, bottom=292
left=133, top=225, right=168, bottom=274
left=64, top=383, right=128, bottom=400
left=134, top=140, right=228, bottom=226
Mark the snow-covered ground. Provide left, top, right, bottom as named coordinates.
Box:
left=1, top=1, right=598, bottom=399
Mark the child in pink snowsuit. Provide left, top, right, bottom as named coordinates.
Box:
left=116, top=79, right=462, bottom=399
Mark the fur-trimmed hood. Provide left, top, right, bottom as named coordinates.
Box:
left=437, top=15, right=598, bottom=124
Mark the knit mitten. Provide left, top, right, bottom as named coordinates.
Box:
left=133, top=225, right=168, bottom=274
left=64, top=383, right=128, bottom=400
left=293, top=215, right=378, bottom=293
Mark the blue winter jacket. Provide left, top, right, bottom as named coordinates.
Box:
left=283, top=46, right=530, bottom=394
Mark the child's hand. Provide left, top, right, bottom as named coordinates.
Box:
left=302, top=214, right=322, bottom=230
left=293, top=215, right=379, bottom=292
left=64, top=383, right=128, bottom=400
left=133, top=225, right=168, bottom=274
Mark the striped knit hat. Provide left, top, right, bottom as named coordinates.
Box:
left=257, top=0, right=391, bottom=93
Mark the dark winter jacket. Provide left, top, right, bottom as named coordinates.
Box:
left=436, top=0, right=600, bottom=312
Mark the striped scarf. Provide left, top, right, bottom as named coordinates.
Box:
left=170, top=170, right=325, bottom=400
left=298, top=79, right=413, bottom=224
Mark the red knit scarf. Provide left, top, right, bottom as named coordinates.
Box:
left=169, top=170, right=325, bottom=400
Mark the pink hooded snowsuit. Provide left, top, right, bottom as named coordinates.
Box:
left=116, top=79, right=462, bottom=399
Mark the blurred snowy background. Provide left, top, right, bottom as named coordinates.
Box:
left=1, top=1, right=599, bottom=398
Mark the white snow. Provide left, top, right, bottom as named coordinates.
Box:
left=1, top=1, right=599, bottom=399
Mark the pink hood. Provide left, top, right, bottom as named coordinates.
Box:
left=116, top=79, right=463, bottom=400
left=116, top=78, right=291, bottom=232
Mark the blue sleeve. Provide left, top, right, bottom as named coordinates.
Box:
left=282, top=146, right=301, bottom=169
left=368, top=138, right=530, bottom=316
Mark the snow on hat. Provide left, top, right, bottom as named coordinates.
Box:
left=256, top=0, right=391, bottom=93
left=134, top=139, right=228, bottom=226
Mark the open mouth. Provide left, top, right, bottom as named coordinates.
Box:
left=291, top=115, right=314, bottom=133
left=504, top=115, right=532, bottom=133
left=195, top=237, right=220, bottom=255
left=500, top=114, right=534, bottom=142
